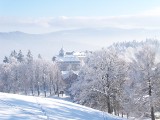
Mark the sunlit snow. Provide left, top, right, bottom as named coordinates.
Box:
left=0, top=92, right=124, bottom=120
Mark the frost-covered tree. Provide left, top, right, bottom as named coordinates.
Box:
left=38, top=54, right=42, bottom=59
left=70, top=41, right=160, bottom=119
left=0, top=63, right=12, bottom=92
left=17, top=50, right=24, bottom=63
left=0, top=50, right=63, bottom=97
left=70, top=48, right=127, bottom=114
left=3, top=56, right=9, bottom=63
left=127, top=45, right=160, bottom=119
left=10, top=50, right=17, bottom=59
left=26, top=50, right=33, bottom=63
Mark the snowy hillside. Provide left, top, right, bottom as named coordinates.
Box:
left=0, top=92, right=124, bottom=120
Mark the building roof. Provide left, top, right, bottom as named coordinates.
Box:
left=56, top=55, right=80, bottom=62
left=56, top=48, right=86, bottom=62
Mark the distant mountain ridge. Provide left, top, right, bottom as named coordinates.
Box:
left=0, top=27, right=160, bottom=62
left=0, top=27, right=159, bottom=39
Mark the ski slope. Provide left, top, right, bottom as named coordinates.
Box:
left=0, top=92, right=125, bottom=120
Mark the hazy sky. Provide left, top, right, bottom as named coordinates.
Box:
left=0, top=0, right=160, bottom=62
left=0, top=0, right=160, bottom=33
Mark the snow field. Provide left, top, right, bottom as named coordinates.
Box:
left=0, top=92, right=125, bottom=120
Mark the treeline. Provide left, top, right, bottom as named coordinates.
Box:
left=69, top=40, right=160, bottom=119
left=0, top=50, right=63, bottom=97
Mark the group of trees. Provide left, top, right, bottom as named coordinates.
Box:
left=69, top=40, right=160, bottom=119
left=0, top=40, right=160, bottom=119
left=0, top=50, right=63, bottom=97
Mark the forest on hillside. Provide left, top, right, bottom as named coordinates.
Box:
left=0, top=39, right=160, bottom=119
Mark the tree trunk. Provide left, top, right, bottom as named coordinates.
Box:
left=49, top=78, right=53, bottom=96
left=44, top=90, right=46, bottom=97
left=127, top=113, right=129, bottom=119
left=107, top=95, right=112, bottom=113
left=31, top=83, right=34, bottom=96
left=31, top=89, right=34, bottom=96
left=44, top=87, right=46, bottom=97
left=122, top=112, right=123, bottom=118
left=37, top=84, right=40, bottom=96
left=38, top=89, right=40, bottom=96
left=50, top=87, right=52, bottom=96
left=149, top=79, right=155, bottom=120
left=151, top=106, right=155, bottom=120
left=43, top=81, right=46, bottom=97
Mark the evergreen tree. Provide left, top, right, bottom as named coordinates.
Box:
left=52, top=56, right=56, bottom=62
left=3, top=56, right=9, bottom=63
left=17, top=50, right=24, bottom=62
left=38, top=54, right=42, bottom=59
left=10, top=50, right=17, bottom=58
left=26, top=50, right=33, bottom=63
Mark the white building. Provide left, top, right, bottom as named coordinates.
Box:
left=54, top=48, right=86, bottom=71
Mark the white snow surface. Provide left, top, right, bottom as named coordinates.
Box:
left=0, top=92, right=125, bottom=120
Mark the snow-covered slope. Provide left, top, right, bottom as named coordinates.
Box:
left=0, top=92, right=124, bottom=120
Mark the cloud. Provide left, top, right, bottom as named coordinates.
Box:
left=141, top=7, right=160, bottom=16
left=1, top=7, right=160, bottom=33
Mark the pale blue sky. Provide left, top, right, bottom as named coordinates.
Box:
left=0, top=0, right=160, bottom=17
left=0, top=0, right=160, bottom=33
